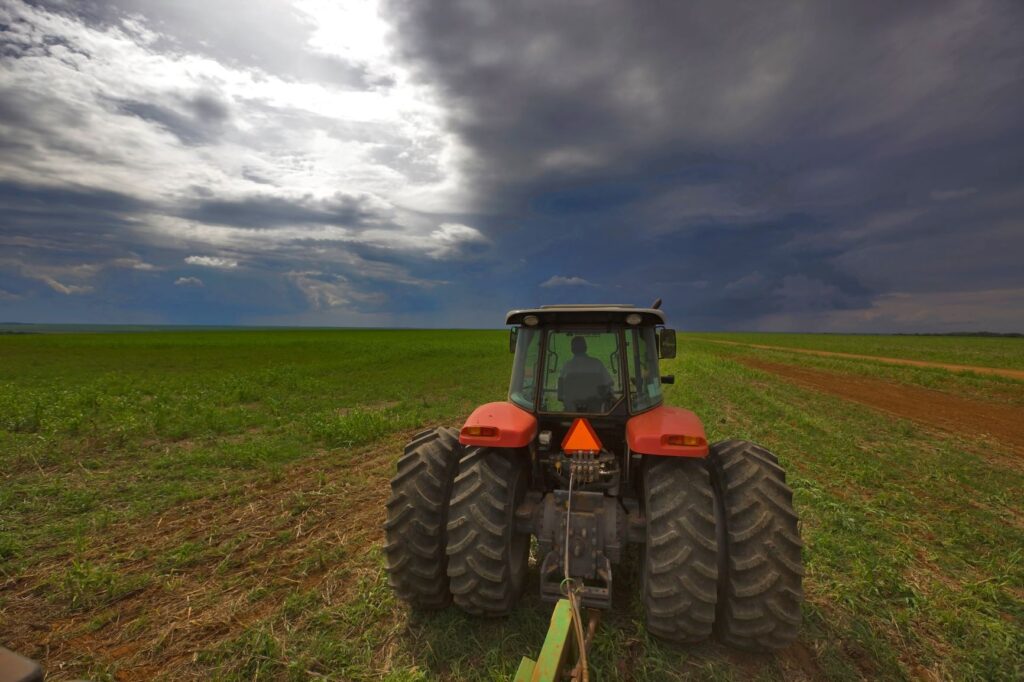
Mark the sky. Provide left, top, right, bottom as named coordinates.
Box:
left=0, top=0, right=1022, bottom=331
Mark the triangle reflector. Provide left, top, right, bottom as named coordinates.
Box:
left=562, top=418, right=602, bottom=453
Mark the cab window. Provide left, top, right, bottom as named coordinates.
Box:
left=539, top=331, right=623, bottom=413
left=509, top=327, right=540, bottom=410
left=625, top=327, right=662, bottom=412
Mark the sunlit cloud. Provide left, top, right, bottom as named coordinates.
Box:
left=184, top=256, right=239, bottom=269
left=541, top=276, right=597, bottom=288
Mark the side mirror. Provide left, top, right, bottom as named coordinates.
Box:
left=660, top=375, right=675, bottom=385
left=509, top=327, right=518, bottom=354
left=658, top=328, right=677, bottom=359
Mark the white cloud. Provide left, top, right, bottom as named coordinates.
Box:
left=286, top=271, right=386, bottom=309
left=0, top=0, right=470, bottom=286
left=0, top=1, right=456, bottom=203
left=425, top=223, right=488, bottom=259
left=0, top=260, right=100, bottom=295
left=111, top=258, right=158, bottom=271
left=40, top=277, right=93, bottom=295
left=185, top=255, right=239, bottom=268
left=0, top=289, right=22, bottom=300
left=174, top=276, right=204, bottom=287
left=540, top=275, right=597, bottom=288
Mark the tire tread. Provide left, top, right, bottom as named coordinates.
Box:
left=642, top=457, right=719, bottom=643
left=446, top=447, right=528, bottom=616
left=383, top=426, right=461, bottom=609
left=711, top=439, right=803, bottom=651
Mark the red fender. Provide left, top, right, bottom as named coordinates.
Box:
left=626, top=404, right=709, bottom=457
left=459, top=401, right=538, bottom=448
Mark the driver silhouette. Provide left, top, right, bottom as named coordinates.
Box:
left=558, top=336, right=613, bottom=411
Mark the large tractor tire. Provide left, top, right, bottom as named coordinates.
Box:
left=709, top=440, right=803, bottom=651
left=383, top=427, right=461, bottom=609
left=641, top=456, right=719, bottom=643
left=446, top=447, right=529, bottom=616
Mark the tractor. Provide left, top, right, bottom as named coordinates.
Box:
left=384, top=303, right=803, bottom=673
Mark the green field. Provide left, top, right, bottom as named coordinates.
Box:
left=690, top=332, right=1024, bottom=370
left=1, top=330, right=1022, bottom=680
left=686, top=337, right=1024, bottom=409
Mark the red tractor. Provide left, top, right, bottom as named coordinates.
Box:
left=384, top=304, right=802, bottom=651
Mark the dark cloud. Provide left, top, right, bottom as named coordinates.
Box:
left=180, top=193, right=385, bottom=229
left=380, top=0, right=1024, bottom=330
left=113, top=91, right=232, bottom=145
left=0, top=181, right=147, bottom=243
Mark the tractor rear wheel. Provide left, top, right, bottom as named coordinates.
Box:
left=446, top=447, right=529, bottom=616
left=709, top=440, right=803, bottom=651
left=383, top=426, right=461, bottom=609
left=641, top=456, right=719, bottom=643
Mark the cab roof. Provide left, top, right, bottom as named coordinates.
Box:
left=505, top=304, right=666, bottom=326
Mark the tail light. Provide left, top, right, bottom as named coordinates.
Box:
left=463, top=425, right=499, bottom=438
left=664, top=434, right=707, bottom=447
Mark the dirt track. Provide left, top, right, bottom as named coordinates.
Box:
left=707, top=340, right=1024, bottom=381
left=740, top=358, right=1024, bottom=456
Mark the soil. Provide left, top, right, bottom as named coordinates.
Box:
left=738, top=358, right=1024, bottom=456
left=0, top=434, right=406, bottom=681
left=707, top=340, right=1024, bottom=381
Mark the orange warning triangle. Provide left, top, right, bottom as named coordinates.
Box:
left=562, top=418, right=603, bottom=453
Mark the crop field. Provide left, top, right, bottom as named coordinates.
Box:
left=1, top=329, right=1022, bottom=681
left=690, top=332, right=1024, bottom=371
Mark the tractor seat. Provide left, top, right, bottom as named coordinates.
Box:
left=558, top=371, right=610, bottom=413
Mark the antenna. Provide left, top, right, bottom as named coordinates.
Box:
left=650, top=298, right=662, bottom=310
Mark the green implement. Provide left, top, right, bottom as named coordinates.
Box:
left=514, top=599, right=575, bottom=681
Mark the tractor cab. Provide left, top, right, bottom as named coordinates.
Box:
left=504, top=305, right=679, bottom=477
left=507, top=304, right=676, bottom=419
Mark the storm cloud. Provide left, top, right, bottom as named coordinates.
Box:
left=381, top=0, right=1024, bottom=330
left=1, top=0, right=1022, bottom=330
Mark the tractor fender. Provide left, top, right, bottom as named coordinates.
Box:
left=459, top=401, right=538, bottom=448
left=626, top=404, right=709, bottom=457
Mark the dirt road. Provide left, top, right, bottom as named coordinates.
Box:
left=739, top=358, right=1024, bottom=457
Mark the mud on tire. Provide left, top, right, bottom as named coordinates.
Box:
left=709, top=440, right=803, bottom=651
left=641, top=456, right=719, bottom=643
left=446, top=447, right=529, bottom=616
left=383, top=427, right=461, bottom=609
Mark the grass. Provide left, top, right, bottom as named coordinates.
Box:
left=1, top=330, right=1022, bottom=680
left=689, top=331, right=1024, bottom=370
left=58, top=560, right=151, bottom=611
left=0, top=330, right=506, bottom=571
left=689, top=337, right=1024, bottom=408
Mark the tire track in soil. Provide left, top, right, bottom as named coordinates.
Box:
left=0, top=431, right=418, bottom=681
left=706, top=339, right=1024, bottom=381
left=737, top=357, right=1024, bottom=458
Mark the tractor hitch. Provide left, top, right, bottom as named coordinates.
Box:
left=535, top=489, right=622, bottom=609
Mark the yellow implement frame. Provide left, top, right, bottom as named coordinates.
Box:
left=513, top=599, right=575, bottom=681
left=515, top=598, right=600, bottom=681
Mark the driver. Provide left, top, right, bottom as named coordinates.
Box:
left=560, top=336, right=613, bottom=401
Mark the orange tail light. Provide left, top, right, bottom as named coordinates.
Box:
left=664, top=434, right=707, bottom=447
left=462, top=425, right=499, bottom=438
